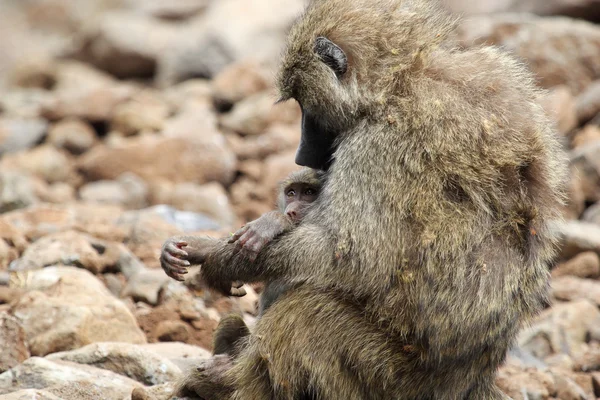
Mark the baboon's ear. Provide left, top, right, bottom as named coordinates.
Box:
left=314, top=37, right=348, bottom=78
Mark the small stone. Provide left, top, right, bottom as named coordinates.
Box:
left=552, top=252, right=600, bottom=279
left=47, top=118, right=98, bottom=155
left=0, top=118, right=48, bottom=155
left=211, top=60, right=270, bottom=110
left=155, top=320, right=190, bottom=343
left=79, top=173, right=149, bottom=209
left=0, top=312, right=30, bottom=373
left=540, top=85, right=577, bottom=135
left=576, top=79, right=600, bottom=124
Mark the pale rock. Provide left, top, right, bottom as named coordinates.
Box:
left=0, top=357, right=143, bottom=398
left=555, top=219, right=600, bottom=260
left=227, top=123, right=301, bottom=160
left=518, top=299, right=600, bottom=357
left=111, top=89, right=171, bottom=136
left=0, top=312, right=30, bottom=373
left=47, top=118, right=98, bottom=155
left=570, top=140, right=600, bottom=202
left=70, top=11, right=179, bottom=79
left=9, top=230, right=122, bottom=274
left=552, top=276, right=600, bottom=306
left=78, top=134, right=236, bottom=186
left=138, top=341, right=211, bottom=371
left=212, top=60, right=271, bottom=110
left=457, top=14, right=600, bottom=94
left=46, top=342, right=181, bottom=385
left=571, top=126, right=600, bottom=149
left=42, top=84, right=134, bottom=122
left=151, top=181, right=235, bottom=228
left=11, top=266, right=146, bottom=356
left=79, top=173, right=149, bottom=209
left=0, top=117, right=48, bottom=154
left=0, top=170, right=39, bottom=213
left=576, top=80, right=600, bottom=124
left=220, top=92, right=301, bottom=136
left=551, top=252, right=600, bottom=279
left=123, top=268, right=171, bottom=305
left=0, top=145, right=75, bottom=184
left=540, top=85, right=577, bottom=135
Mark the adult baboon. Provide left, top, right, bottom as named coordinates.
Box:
left=169, top=0, right=568, bottom=398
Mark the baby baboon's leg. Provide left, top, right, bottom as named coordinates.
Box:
left=229, top=288, right=410, bottom=400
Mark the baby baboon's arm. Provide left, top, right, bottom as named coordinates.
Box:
left=229, top=211, right=294, bottom=261
left=160, top=235, right=246, bottom=296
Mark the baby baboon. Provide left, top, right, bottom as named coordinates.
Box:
left=171, top=0, right=568, bottom=398
left=161, top=167, right=322, bottom=312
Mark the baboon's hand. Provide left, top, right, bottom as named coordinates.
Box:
left=160, top=237, right=191, bottom=281
left=228, top=213, right=291, bottom=261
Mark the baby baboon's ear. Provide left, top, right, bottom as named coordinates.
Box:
left=314, top=37, right=348, bottom=78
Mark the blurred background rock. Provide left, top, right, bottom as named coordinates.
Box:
left=1, top=0, right=600, bottom=398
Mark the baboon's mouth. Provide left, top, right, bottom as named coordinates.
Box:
left=296, top=111, right=336, bottom=171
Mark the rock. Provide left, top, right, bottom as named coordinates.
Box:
left=573, top=342, right=600, bottom=372
left=552, top=252, right=600, bottom=279
left=509, top=0, right=600, bottom=23
left=0, top=117, right=48, bottom=155
left=0, top=170, right=39, bottom=213
left=162, top=98, right=219, bottom=139
left=576, top=80, right=600, bottom=124
left=123, top=268, right=171, bottom=305
left=115, top=208, right=181, bottom=268
left=1, top=389, right=63, bottom=400
left=47, top=118, right=98, bottom=155
left=134, top=204, right=221, bottom=232
left=111, top=90, right=171, bottom=136
left=138, top=342, right=211, bottom=371
left=212, top=60, right=271, bottom=111
left=563, top=167, right=585, bottom=220
left=0, top=357, right=143, bottom=398
left=162, top=79, right=212, bottom=110
left=46, top=342, right=181, bottom=385
left=571, top=125, right=600, bottom=149
left=518, top=299, right=600, bottom=357
left=155, top=0, right=304, bottom=85
left=78, top=134, right=236, bottom=186
left=227, top=123, right=301, bottom=161
left=552, top=276, right=600, bottom=306
left=570, top=141, right=600, bottom=203
left=79, top=173, right=149, bottom=209
left=495, top=363, right=554, bottom=400
left=132, top=0, right=209, bottom=21
left=0, top=240, right=19, bottom=270
left=35, top=181, right=76, bottom=205
left=51, top=61, right=118, bottom=93
left=0, top=89, right=53, bottom=119
left=0, top=145, right=76, bottom=184
left=540, top=85, right=577, bottom=135
left=0, top=312, right=30, bottom=373
left=583, top=200, right=600, bottom=225
left=220, top=92, right=301, bottom=136
left=0, top=203, right=125, bottom=243
left=552, top=371, right=589, bottom=400
left=151, top=182, right=235, bottom=228
left=457, top=14, right=600, bottom=94
left=9, top=230, right=121, bottom=274
left=42, top=84, right=134, bottom=122
left=555, top=220, right=600, bottom=260
left=11, top=266, right=146, bottom=356
left=71, top=11, right=179, bottom=79
left=155, top=320, right=191, bottom=343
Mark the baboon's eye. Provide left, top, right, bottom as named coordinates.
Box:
left=304, top=188, right=316, bottom=196
left=314, top=37, right=347, bottom=78
left=286, top=189, right=296, bottom=197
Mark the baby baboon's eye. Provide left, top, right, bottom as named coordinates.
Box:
left=286, top=189, right=296, bottom=197
left=304, top=188, right=316, bottom=196
left=314, top=37, right=347, bottom=78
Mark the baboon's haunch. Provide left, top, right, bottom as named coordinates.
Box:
left=169, top=0, right=568, bottom=398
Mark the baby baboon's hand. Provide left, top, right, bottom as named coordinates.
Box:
left=229, top=212, right=292, bottom=261
left=160, top=237, right=191, bottom=281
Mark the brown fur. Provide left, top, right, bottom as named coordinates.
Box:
left=174, top=0, right=568, bottom=398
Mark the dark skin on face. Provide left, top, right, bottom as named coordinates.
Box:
left=160, top=175, right=321, bottom=295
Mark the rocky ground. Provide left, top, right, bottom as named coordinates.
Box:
left=1, top=0, right=600, bottom=399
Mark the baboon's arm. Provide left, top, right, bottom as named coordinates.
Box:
left=199, top=223, right=334, bottom=291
